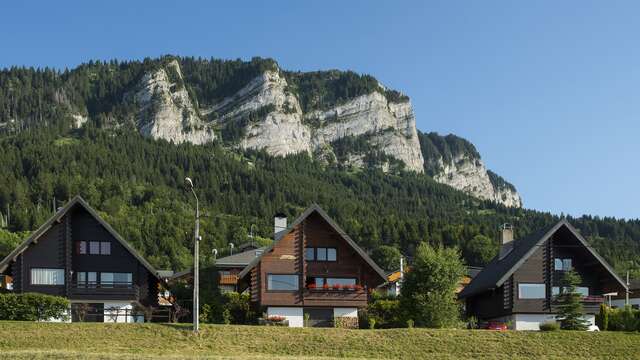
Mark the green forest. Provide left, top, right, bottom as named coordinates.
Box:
left=0, top=125, right=639, bottom=277
left=0, top=56, right=638, bottom=278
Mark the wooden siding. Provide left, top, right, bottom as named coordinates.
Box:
left=255, top=212, right=382, bottom=308
left=8, top=204, right=158, bottom=305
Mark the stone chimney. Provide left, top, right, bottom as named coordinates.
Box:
left=499, top=224, right=514, bottom=260
left=274, top=213, right=287, bottom=235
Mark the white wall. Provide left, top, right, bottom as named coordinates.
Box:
left=513, top=314, right=595, bottom=330
left=267, top=307, right=303, bottom=328
left=103, top=302, right=143, bottom=323
left=333, top=307, right=358, bottom=318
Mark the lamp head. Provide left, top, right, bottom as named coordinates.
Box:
left=184, top=177, right=194, bottom=189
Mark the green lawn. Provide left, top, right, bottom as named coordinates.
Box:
left=0, top=322, right=638, bottom=359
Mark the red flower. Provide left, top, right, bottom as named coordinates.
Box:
left=322, top=283, right=330, bottom=290
left=346, top=284, right=356, bottom=291
left=332, top=284, right=341, bottom=290
left=307, top=283, right=317, bottom=289
left=355, top=284, right=363, bottom=291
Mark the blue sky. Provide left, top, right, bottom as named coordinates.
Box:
left=1, top=1, right=638, bottom=219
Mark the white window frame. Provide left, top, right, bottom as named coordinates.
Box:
left=30, top=268, right=65, bottom=285
left=518, top=283, right=546, bottom=299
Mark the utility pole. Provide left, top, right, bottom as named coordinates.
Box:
left=185, top=177, right=200, bottom=333
left=627, top=271, right=630, bottom=306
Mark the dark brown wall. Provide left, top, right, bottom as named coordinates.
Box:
left=10, top=204, right=158, bottom=305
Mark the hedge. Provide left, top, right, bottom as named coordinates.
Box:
left=0, top=293, right=69, bottom=321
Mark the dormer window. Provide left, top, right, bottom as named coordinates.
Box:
left=554, top=258, right=572, bottom=271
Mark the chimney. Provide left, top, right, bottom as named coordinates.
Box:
left=274, top=213, right=287, bottom=235
left=499, top=224, right=514, bottom=260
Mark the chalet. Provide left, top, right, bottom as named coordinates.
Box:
left=611, top=279, right=640, bottom=309
left=459, top=221, right=628, bottom=330
left=238, top=205, right=388, bottom=328
left=0, top=196, right=162, bottom=322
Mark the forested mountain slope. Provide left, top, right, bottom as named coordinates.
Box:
left=0, top=56, right=519, bottom=206
left=0, top=126, right=638, bottom=277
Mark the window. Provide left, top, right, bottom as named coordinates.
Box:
left=554, top=258, right=572, bottom=271
left=267, top=274, right=299, bottom=291
left=31, top=268, right=65, bottom=285
left=76, top=241, right=87, bottom=255
left=327, top=248, right=337, bottom=261
left=306, top=247, right=337, bottom=262
left=552, top=286, right=589, bottom=297
left=89, top=241, right=100, bottom=255
left=518, top=283, right=546, bottom=299
left=100, top=272, right=132, bottom=287
left=326, top=278, right=356, bottom=286
left=305, top=247, right=315, bottom=261
left=86, top=241, right=111, bottom=255
left=100, top=242, right=111, bottom=255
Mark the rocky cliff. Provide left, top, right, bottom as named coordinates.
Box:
left=419, top=132, right=522, bottom=207
left=135, top=60, right=215, bottom=144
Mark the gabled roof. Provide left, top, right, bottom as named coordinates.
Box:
left=216, top=247, right=267, bottom=267
left=0, top=195, right=160, bottom=280
left=459, top=219, right=628, bottom=298
left=238, top=204, right=387, bottom=281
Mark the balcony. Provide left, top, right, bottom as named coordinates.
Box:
left=219, top=274, right=239, bottom=286
left=303, top=286, right=368, bottom=306
left=551, top=295, right=604, bottom=312
left=69, top=281, right=140, bottom=301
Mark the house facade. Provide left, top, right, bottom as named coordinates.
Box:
left=460, top=221, right=628, bottom=330
left=238, top=205, right=387, bottom=328
left=0, top=196, right=162, bottom=322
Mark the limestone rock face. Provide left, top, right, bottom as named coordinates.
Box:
left=135, top=60, right=214, bottom=144
left=432, top=154, right=523, bottom=207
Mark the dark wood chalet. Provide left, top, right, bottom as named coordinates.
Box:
left=0, top=196, right=162, bottom=322
left=238, top=205, right=387, bottom=328
left=459, top=220, right=628, bottom=330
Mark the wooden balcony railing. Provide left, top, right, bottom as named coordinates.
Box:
left=219, top=274, right=239, bottom=285
left=69, top=281, right=139, bottom=299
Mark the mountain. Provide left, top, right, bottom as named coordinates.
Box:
left=0, top=56, right=520, bottom=207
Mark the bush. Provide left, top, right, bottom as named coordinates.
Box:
left=0, top=293, right=69, bottom=321
left=366, top=293, right=402, bottom=328
left=608, top=306, right=640, bottom=332
left=221, top=292, right=255, bottom=324
left=596, top=303, right=609, bottom=331
left=539, top=322, right=560, bottom=331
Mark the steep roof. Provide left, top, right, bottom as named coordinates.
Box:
left=459, top=219, right=628, bottom=298
left=0, top=195, right=160, bottom=280
left=238, top=204, right=387, bottom=281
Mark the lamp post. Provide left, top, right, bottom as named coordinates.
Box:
left=184, top=177, right=200, bottom=333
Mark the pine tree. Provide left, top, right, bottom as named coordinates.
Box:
left=555, top=270, right=589, bottom=330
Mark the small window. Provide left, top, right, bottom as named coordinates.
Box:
left=552, top=286, right=560, bottom=296
left=326, top=278, right=356, bottom=286
left=267, top=274, right=299, bottom=291
left=100, top=272, right=114, bottom=286
left=31, top=268, right=65, bottom=285
left=327, top=248, right=337, bottom=261
left=100, top=242, right=111, bottom=255
left=305, top=247, right=315, bottom=261
left=89, top=241, right=100, bottom=255
left=77, top=241, right=87, bottom=255
left=314, top=277, right=325, bottom=287
left=316, top=248, right=327, bottom=261
left=563, top=259, right=572, bottom=271
left=554, top=258, right=563, bottom=271
left=518, top=283, right=546, bottom=299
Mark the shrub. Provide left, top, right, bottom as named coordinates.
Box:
left=0, top=293, right=69, bottom=321
left=608, top=306, right=640, bottom=332
left=221, top=292, right=255, bottom=324
left=596, top=303, right=609, bottom=331
left=366, top=296, right=402, bottom=328
left=466, top=316, right=478, bottom=330
left=539, top=322, right=560, bottom=331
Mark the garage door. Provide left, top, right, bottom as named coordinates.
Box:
left=303, top=308, right=334, bottom=327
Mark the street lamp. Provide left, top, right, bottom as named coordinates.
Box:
left=184, top=177, right=200, bottom=333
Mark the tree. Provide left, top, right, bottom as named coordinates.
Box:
left=399, top=242, right=465, bottom=328
left=371, top=245, right=402, bottom=272
left=555, top=270, right=589, bottom=330
left=463, top=234, right=496, bottom=266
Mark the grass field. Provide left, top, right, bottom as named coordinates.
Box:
left=0, top=322, right=638, bottom=359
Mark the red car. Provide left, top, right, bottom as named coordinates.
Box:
left=482, top=321, right=508, bottom=331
